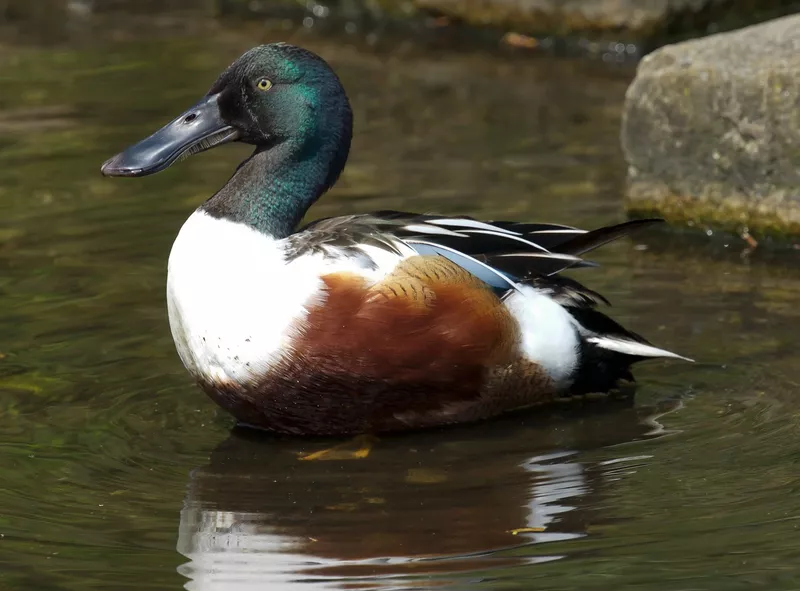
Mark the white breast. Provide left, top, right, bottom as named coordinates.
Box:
left=166, top=210, right=391, bottom=387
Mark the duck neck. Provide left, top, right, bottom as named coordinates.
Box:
left=201, top=142, right=340, bottom=239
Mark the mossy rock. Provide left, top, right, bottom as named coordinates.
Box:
left=622, top=14, right=800, bottom=240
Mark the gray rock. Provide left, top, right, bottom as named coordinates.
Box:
left=622, top=14, right=800, bottom=237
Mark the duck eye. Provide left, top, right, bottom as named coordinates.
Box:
left=256, top=78, right=273, bottom=91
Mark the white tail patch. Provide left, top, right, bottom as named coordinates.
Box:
left=587, top=336, right=693, bottom=362
left=504, top=285, right=579, bottom=385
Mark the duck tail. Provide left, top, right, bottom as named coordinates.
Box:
left=567, top=307, right=692, bottom=396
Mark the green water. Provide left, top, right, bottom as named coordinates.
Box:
left=1, top=20, right=799, bottom=591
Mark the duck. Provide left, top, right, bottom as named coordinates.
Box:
left=101, top=43, right=690, bottom=436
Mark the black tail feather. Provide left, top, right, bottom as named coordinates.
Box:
left=552, top=219, right=663, bottom=256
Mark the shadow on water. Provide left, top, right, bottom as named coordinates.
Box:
left=178, top=400, right=681, bottom=589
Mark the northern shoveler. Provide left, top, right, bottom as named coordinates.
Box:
left=101, top=44, right=690, bottom=435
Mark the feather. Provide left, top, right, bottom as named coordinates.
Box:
left=401, top=224, right=469, bottom=237
left=525, top=275, right=611, bottom=307
left=293, top=213, right=664, bottom=295
left=427, top=217, right=521, bottom=234
left=487, top=221, right=584, bottom=234
left=586, top=336, right=694, bottom=361
left=405, top=240, right=518, bottom=292
left=457, top=229, right=550, bottom=252
left=567, top=306, right=692, bottom=361
left=483, top=251, right=586, bottom=277
left=552, top=219, right=663, bottom=256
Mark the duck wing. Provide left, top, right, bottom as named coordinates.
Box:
left=293, top=211, right=663, bottom=287
left=291, top=212, right=691, bottom=385
left=290, top=211, right=584, bottom=292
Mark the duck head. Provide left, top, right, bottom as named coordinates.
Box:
left=101, top=43, right=353, bottom=185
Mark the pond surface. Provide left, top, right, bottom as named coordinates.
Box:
left=1, top=18, right=800, bottom=591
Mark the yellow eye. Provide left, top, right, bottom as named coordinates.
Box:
left=256, top=78, right=273, bottom=91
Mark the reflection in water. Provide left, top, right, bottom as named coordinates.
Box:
left=522, top=451, right=588, bottom=547
left=177, top=401, right=679, bottom=589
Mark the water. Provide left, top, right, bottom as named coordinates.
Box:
left=1, top=17, right=800, bottom=591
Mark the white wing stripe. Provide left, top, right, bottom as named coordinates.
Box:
left=426, top=218, right=522, bottom=235
left=457, top=229, right=551, bottom=252
left=527, top=229, right=587, bottom=235
left=492, top=252, right=584, bottom=262
left=402, top=224, right=469, bottom=237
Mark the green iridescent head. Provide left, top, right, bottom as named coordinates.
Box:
left=101, top=43, right=353, bottom=188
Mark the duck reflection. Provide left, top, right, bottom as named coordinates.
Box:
left=178, top=399, right=678, bottom=589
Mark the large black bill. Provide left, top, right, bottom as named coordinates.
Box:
left=101, top=94, right=239, bottom=177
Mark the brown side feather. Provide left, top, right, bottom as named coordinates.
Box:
left=200, top=256, right=559, bottom=435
